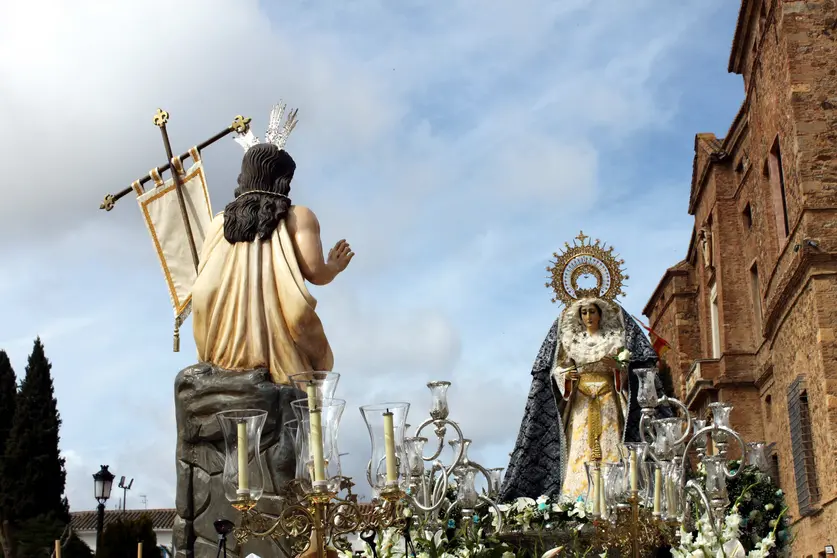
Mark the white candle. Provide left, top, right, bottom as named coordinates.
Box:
left=237, top=421, right=249, bottom=492
left=599, top=471, right=607, bottom=518
left=137, top=542, right=143, bottom=558
left=592, top=466, right=601, bottom=516
left=383, top=410, right=398, bottom=483
left=653, top=468, right=662, bottom=514
left=630, top=450, right=638, bottom=493
left=307, top=385, right=327, bottom=483
left=54, top=540, right=61, bottom=558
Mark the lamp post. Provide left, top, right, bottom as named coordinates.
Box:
left=93, top=465, right=115, bottom=556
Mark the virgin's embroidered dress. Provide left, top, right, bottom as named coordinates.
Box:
left=499, top=300, right=671, bottom=501
left=553, top=298, right=629, bottom=498
left=499, top=232, right=671, bottom=502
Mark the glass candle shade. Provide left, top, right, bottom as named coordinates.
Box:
left=648, top=461, right=665, bottom=516
left=283, top=419, right=310, bottom=487
left=454, top=466, right=479, bottom=510
left=290, top=398, right=345, bottom=492
left=217, top=410, right=267, bottom=511
left=703, top=455, right=729, bottom=509
left=427, top=381, right=451, bottom=420
left=663, top=460, right=684, bottom=521
left=360, top=402, right=410, bottom=493
left=601, top=461, right=626, bottom=515
left=746, top=442, right=770, bottom=475
left=635, top=368, right=660, bottom=409
left=653, top=418, right=683, bottom=461
left=692, top=419, right=709, bottom=453
left=288, top=371, right=340, bottom=410
left=486, top=467, right=505, bottom=498
left=584, top=461, right=603, bottom=516
left=619, top=442, right=648, bottom=495
left=449, top=438, right=472, bottom=466
left=403, top=436, right=428, bottom=478
left=708, top=402, right=733, bottom=445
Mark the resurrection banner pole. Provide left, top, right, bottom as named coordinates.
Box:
left=98, top=112, right=251, bottom=212
left=153, top=109, right=200, bottom=271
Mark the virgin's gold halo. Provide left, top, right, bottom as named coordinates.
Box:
left=545, top=231, right=628, bottom=304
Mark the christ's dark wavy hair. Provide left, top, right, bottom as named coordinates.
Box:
left=223, top=144, right=296, bottom=243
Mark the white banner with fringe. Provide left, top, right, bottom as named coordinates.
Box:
left=132, top=146, right=213, bottom=351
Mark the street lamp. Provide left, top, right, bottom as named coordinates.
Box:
left=93, top=465, right=115, bottom=555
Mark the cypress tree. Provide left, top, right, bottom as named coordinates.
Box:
left=1, top=338, right=69, bottom=525
left=99, top=516, right=161, bottom=558
left=0, top=351, right=17, bottom=558
left=0, top=351, right=15, bottom=459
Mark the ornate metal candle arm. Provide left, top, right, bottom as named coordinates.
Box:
left=401, top=381, right=505, bottom=534
left=229, top=378, right=505, bottom=557
left=634, top=368, right=748, bottom=536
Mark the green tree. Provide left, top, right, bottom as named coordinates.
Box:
left=0, top=352, right=16, bottom=558
left=99, top=516, right=162, bottom=558
left=0, top=351, right=15, bottom=460
left=62, top=531, right=94, bottom=558
left=0, top=339, right=70, bottom=558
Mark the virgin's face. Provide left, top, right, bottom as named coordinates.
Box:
left=580, top=304, right=601, bottom=332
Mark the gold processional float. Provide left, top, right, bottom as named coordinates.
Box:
left=96, top=103, right=773, bottom=558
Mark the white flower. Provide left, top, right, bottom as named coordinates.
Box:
left=501, top=552, right=515, bottom=558
left=617, top=349, right=631, bottom=361
left=764, top=503, right=774, bottom=511
left=568, top=499, right=587, bottom=519
left=514, top=496, right=536, bottom=511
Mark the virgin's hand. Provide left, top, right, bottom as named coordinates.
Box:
left=565, top=371, right=580, bottom=381
left=601, top=356, right=619, bottom=369
left=327, top=239, right=355, bottom=273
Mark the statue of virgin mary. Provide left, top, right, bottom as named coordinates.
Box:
left=499, top=232, right=671, bottom=501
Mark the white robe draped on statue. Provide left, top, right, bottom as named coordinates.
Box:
left=551, top=298, right=629, bottom=499
left=192, top=213, right=334, bottom=385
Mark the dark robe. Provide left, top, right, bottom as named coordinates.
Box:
left=499, top=306, right=672, bottom=502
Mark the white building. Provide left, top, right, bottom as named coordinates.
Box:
left=69, top=508, right=174, bottom=556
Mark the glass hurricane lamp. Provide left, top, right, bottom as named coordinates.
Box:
left=217, top=409, right=267, bottom=511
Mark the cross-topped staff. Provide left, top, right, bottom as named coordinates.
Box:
left=98, top=112, right=252, bottom=269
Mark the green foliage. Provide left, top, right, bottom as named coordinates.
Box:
left=12, top=513, right=65, bottom=557
left=0, top=339, right=68, bottom=525
left=63, top=531, right=94, bottom=558
left=98, top=515, right=162, bottom=558
left=0, top=351, right=16, bottom=460
left=725, top=463, right=792, bottom=555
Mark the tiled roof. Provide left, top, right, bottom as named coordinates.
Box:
left=70, top=509, right=176, bottom=531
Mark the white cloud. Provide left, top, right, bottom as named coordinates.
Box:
left=0, top=0, right=737, bottom=512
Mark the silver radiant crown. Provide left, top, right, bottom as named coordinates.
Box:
left=234, top=101, right=299, bottom=153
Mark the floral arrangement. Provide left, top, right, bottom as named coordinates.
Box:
left=671, top=462, right=791, bottom=557
left=336, top=463, right=791, bottom=557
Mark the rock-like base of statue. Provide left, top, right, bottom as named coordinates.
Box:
left=174, top=363, right=300, bottom=558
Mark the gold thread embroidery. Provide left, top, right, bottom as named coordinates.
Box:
left=577, top=371, right=614, bottom=461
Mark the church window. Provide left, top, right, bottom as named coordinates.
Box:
left=787, top=377, right=820, bottom=515
left=709, top=282, right=720, bottom=359
left=743, top=203, right=753, bottom=229
left=767, top=137, right=790, bottom=242
left=750, top=263, right=762, bottom=332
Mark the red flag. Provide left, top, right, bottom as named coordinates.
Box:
left=632, top=315, right=672, bottom=359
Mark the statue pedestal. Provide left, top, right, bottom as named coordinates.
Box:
left=174, top=364, right=300, bottom=558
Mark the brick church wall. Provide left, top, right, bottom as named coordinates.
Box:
left=644, top=0, right=837, bottom=553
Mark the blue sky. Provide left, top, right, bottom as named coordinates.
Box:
left=0, top=0, right=743, bottom=511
